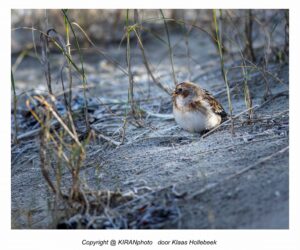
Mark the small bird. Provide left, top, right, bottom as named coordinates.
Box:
left=172, top=82, right=227, bottom=133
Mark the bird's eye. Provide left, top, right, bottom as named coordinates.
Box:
left=177, top=88, right=183, bottom=93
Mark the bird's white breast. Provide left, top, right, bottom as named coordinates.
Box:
left=173, top=105, right=221, bottom=133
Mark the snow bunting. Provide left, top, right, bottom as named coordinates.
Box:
left=172, top=82, right=227, bottom=133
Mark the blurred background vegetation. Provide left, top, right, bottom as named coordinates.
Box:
left=11, top=9, right=288, bottom=94
left=11, top=9, right=288, bottom=53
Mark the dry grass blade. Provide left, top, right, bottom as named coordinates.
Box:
left=244, top=10, right=256, bottom=62
left=63, top=14, right=73, bottom=112
left=71, top=22, right=128, bottom=76
left=25, top=94, right=88, bottom=204
left=12, top=46, right=32, bottom=73
left=26, top=99, right=66, bottom=195
left=182, top=12, right=198, bottom=81
left=61, top=10, right=90, bottom=132
left=284, top=10, right=289, bottom=56
left=213, top=9, right=234, bottom=134
left=11, top=70, right=19, bottom=143
left=40, top=32, right=53, bottom=95
left=33, top=95, right=83, bottom=149
left=39, top=114, right=58, bottom=195
left=48, top=28, right=79, bottom=139
left=160, top=10, right=177, bottom=85
left=140, top=17, right=218, bottom=45
left=126, top=10, right=135, bottom=117
left=132, top=26, right=171, bottom=95
left=225, top=10, right=254, bottom=120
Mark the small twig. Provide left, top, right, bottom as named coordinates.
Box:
left=144, top=111, right=174, bottom=120
left=91, top=126, right=121, bottom=147
left=17, top=120, right=60, bottom=141
left=256, top=90, right=289, bottom=110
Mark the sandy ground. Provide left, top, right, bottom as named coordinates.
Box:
left=11, top=29, right=289, bottom=229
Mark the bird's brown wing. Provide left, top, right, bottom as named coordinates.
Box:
left=202, top=89, right=227, bottom=119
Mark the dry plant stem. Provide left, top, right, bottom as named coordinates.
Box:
left=120, top=117, right=128, bottom=145
left=95, top=97, right=128, bottom=145
left=133, top=13, right=170, bottom=95
left=184, top=31, right=191, bottom=80
left=230, top=63, right=285, bottom=85
left=63, top=52, right=79, bottom=139
left=140, top=17, right=222, bottom=53
left=26, top=97, right=85, bottom=204
left=26, top=99, right=73, bottom=165
left=42, top=28, right=78, bottom=139
left=126, top=10, right=135, bottom=118
left=256, top=91, right=288, bottom=110
left=39, top=112, right=58, bottom=195
left=12, top=48, right=31, bottom=72
left=183, top=13, right=198, bottom=81
left=284, top=10, right=289, bottom=56
left=253, top=17, right=272, bottom=98
left=243, top=80, right=253, bottom=119
left=124, top=13, right=143, bottom=127
left=71, top=22, right=128, bottom=76
left=64, top=12, right=73, bottom=112
left=237, top=52, right=253, bottom=120
left=44, top=9, right=49, bottom=30
left=237, top=51, right=253, bottom=120
left=11, top=70, right=19, bottom=143
left=262, top=66, right=271, bottom=100
left=244, top=10, right=256, bottom=62
left=91, top=127, right=121, bottom=147
left=62, top=10, right=90, bottom=132
left=133, top=28, right=171, bottom=95
left=160, top=10, right=177, bottom=85
left=40, top=33, right=53, bottom=95
left=13, top=26, right=126, bottom=77
left=26, top=97, right=87, bottom=204
left=213, top=9, right=234, bottom=135
left=34, top=96, right=83, bottom=149
left=16, top=121, right=58, bottom=141
left=31, top=18, right=40, bottom=62
left=56, top=132, right=63, bottom=194
left=225, top=10, right=253, bottom=119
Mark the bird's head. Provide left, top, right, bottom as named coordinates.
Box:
left=172, top=82, right=199, bottom=101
